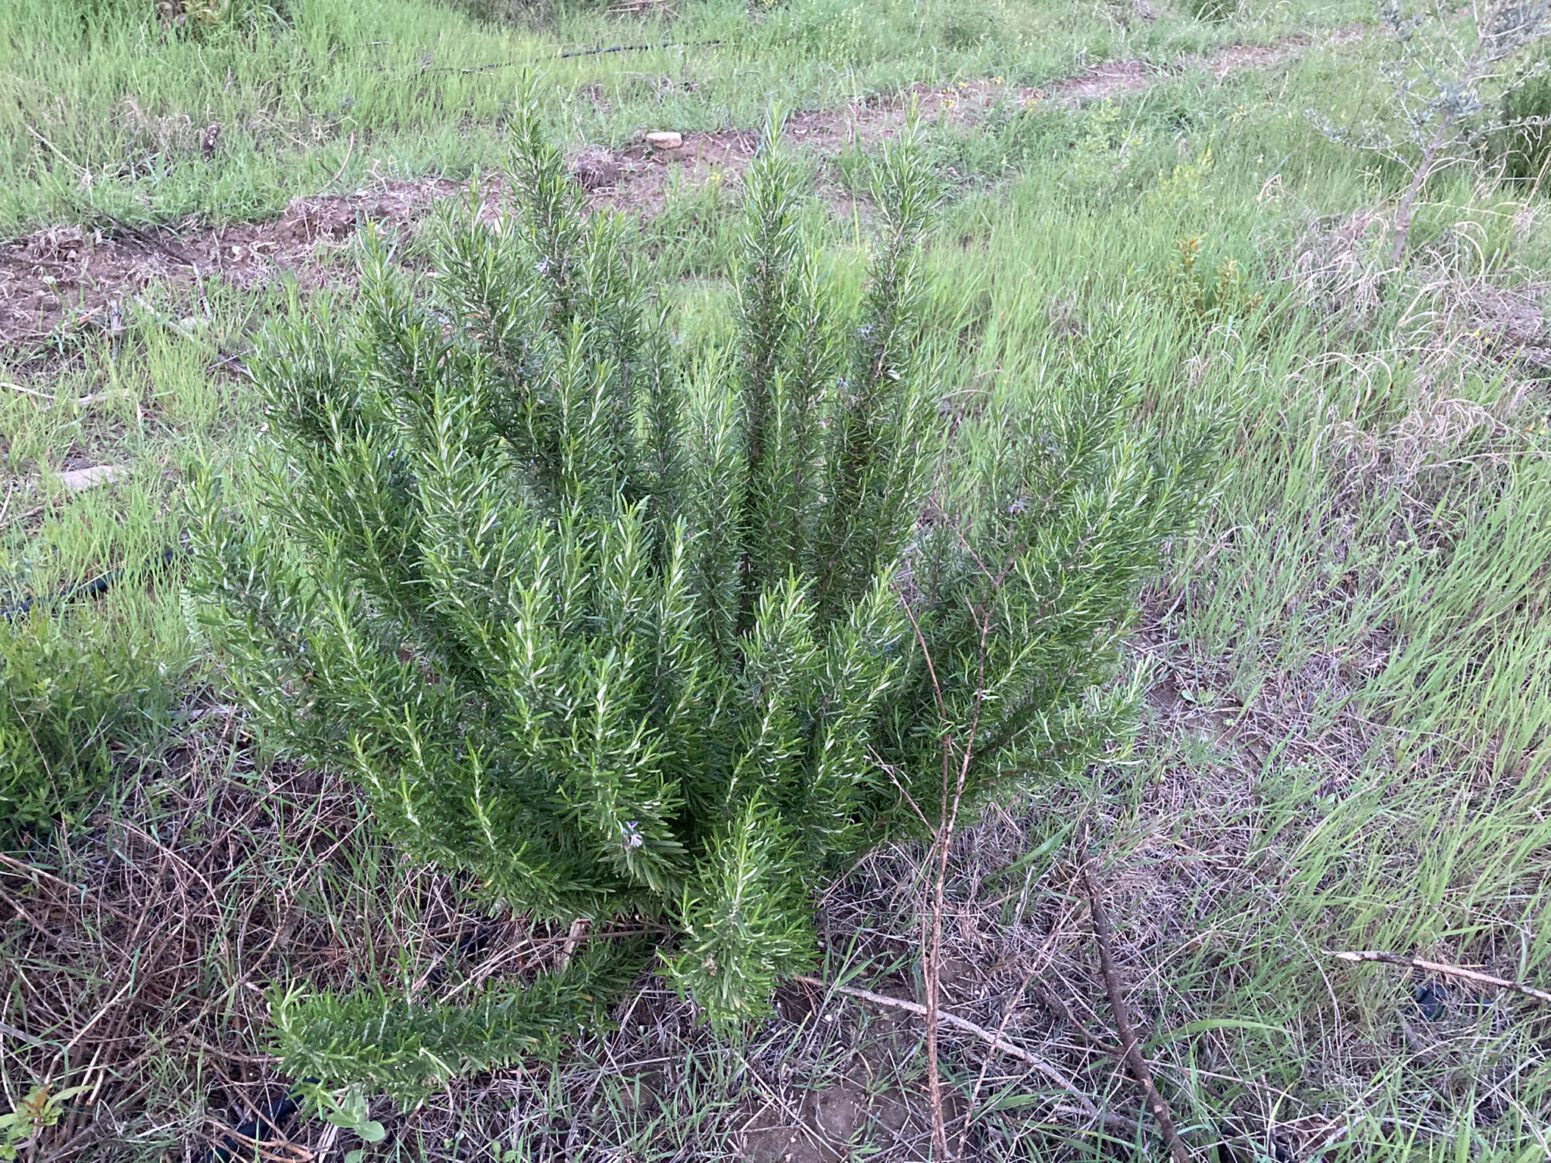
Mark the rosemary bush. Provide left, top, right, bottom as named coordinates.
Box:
left=190, top=122, right=1213, bottom=1101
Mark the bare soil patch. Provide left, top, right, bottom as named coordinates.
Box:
left=0, top=179, right=463, bottom=346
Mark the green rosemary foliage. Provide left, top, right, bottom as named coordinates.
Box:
left=190, top=119, right=1214, bottom=1100
left=273, top=940, right=647, bottom=1105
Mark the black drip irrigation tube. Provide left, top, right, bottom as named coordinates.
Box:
left=206, top=1092, right=306, bottom=1163
left=0, top=543, right=186, bottom=622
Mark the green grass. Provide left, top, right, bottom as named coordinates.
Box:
left=0, top=0, right=1373, bottom=233
left=4, top=1, right=1551, bottom=1160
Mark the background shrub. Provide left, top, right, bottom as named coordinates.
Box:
left=935, top=3, right=997, bottom=49
left=1496, top=45, right=1551, bottom=185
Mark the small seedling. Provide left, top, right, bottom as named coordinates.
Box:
left=0, top=1085, right=89, bottom=1161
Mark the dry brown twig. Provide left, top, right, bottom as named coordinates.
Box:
left=0, top=850, right=138, bottom=924
left=556, top=917, right=590, bottom=971
left=321, top=131, right=356, bottom=195
left=788, top=974, right=1113, bottom=1117
left=432, top=38, right=723, bottom=75
left=897, top=542, right=1003, bottom=1160
left=1079, top=834, right=1191, bottom=1163
left=24, top=125, right=90, bottom=183
left=204, top=1117, right=311, bottom=1163
left=798, top=545, right=1147, bottom=1158
left=790, top=973, right=1149, bottom=1140
left=1329, top=950, right=1551, bottom=1005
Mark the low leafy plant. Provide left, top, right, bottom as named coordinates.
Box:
left=1142, top=147, right=1217, bottom=219
left=190, top=120, right=1214, bottom=1101
left=1152, top=236, right=1265, bottom=324
left=1059, top=102, right=1146, bottom=205
left=303, top=1086, right=386, bottom=1163
left=0, top=1085, right=89, bottom=1161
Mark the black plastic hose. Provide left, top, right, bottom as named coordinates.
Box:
left=0, top=544, right=186, bottom=622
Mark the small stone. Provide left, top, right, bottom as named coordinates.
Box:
left=59, top=464, right=127, bottom=492
left=645, top=131, right=683, bottom=152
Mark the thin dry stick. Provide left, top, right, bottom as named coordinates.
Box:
left=923, top=731, right=959, bottom=1160
left=0, top=850, right=137, bottom=924
left=790, top=975, right=1097, bottom=1106
left=1081, top=850, right=1191, bottom=1163
left=556, top=917, right=590, bottom=971
left=898, top=596, right=953, bottom=1157
left=54, top=973, right=138, bottom=1068
left=25, top=125, right=90, bottom=182
left=1329, top=950, right=1551, bottom=1005
left=0, top=1019, right=49, bottom=1050
left=903, top=590, right=994, bottom=1161
left=4, top=380, right=58, bottom=400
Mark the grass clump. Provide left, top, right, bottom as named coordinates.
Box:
left=189, top=120, right=1213, bottom=1100
left=1495, top=44, right=1551, bottom=185
left=67, top=0, right=291, bottom=35
left=1185, top=0, right=1241, bottom=22
left=934, top=3, right=998, bottom=49
left=0, top=608, right=167, bottom=846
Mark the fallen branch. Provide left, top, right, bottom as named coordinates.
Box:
left=790, top=974, right=1096, bottom=1109
left=1080, top=850, right=1191, bottom=1163
left=1329, top=950, right=1551, bottom=1005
